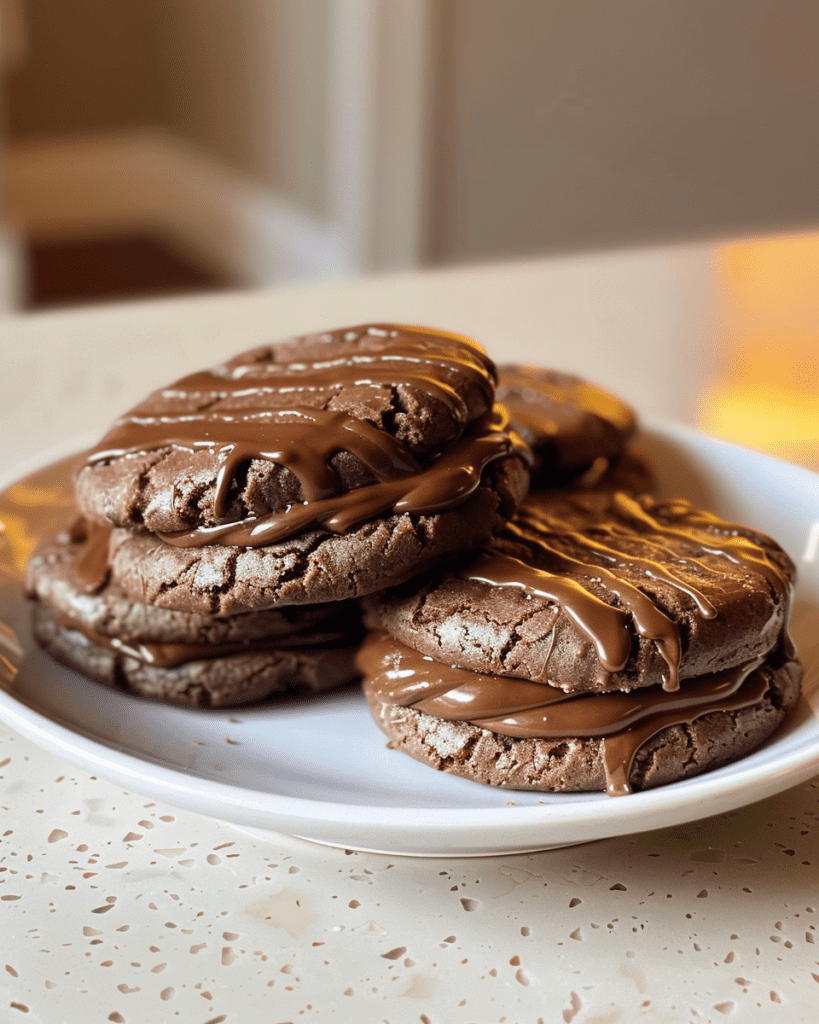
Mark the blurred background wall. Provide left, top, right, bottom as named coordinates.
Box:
left=4, top=0, right=328, bottom=211
left=431, top=0, right=819, bottom=262
left=3, top=0, right=819, bottom=309
left=1, top=0, right=818, bottom=469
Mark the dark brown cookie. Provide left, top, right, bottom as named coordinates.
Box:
left=32, top=603, right=361, bottom=709
left=68, top=326, right=531, bottom=614
left=497, top=365, right=636, bottom=486
left=76, top=325, right=501, bottom=533
left=105, top=453, right=530, bottom=613
left=361, top=631, right=802, bottom=795
left=363, top=489, right=796, bottom=694
left=25, top=521, right=360, bottom=646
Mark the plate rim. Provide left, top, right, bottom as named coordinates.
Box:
left=2, top=420, right=819, bottom=854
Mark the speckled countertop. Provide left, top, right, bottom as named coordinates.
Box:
left=1, top=723, right=818, bottom=1023
left=2, top=249, right=818, bottom=1023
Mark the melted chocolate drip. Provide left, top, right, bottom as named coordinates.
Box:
left=358, top=631, right=781, bottom=796
left=87, top=324, right=496, bottom=479
left=84, top=325, right=527, bottom=547
left=157, top=408, right=523, bottom=547
left=463, top=493, right=792, bottom=692
left=92, top=408, right=422, bottom=516
left=71, top=519, right=112, bottom=593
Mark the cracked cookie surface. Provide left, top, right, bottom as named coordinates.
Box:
left=76, top=325, right=501, bottom=533
left=363, top=488, right=797, bottom=694
left=26, top=523, right=360, bottom=644
left=105, top=456, right=528, bottom=612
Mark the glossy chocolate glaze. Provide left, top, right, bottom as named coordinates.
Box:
left=87, top=325, right=495, bottom=486
left=464, top=491, right=793, bottom=692
left=156, top=407, right=525, bottom=548
left=358, top=630, right=785, bottom=795
left=84, top=325, right=528, bottom=546
left=93, top=407, right=422, bottom=516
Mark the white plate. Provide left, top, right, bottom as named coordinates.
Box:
left=1, top=422, right=818, bottom=857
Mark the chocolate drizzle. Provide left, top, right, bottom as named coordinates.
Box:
left=83, top=325, right=527, bottom=546
left=159, top=324, right=498, bottom=424
left=156, top=408, right=523, bottom=547
left=86, top=324, right=497, bottom=474
left=462, top=492, right=793, bottom=692
left=358, top=631, right=783, bottom=795
left=92, top=408, right=423, bottom=516
left=465, top=549, right=637, bottom=677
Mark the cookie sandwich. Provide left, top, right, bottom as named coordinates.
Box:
left=361, top=442, right=802, bottom=795
left=27, top=325, right=531, bottom=706
left=26, top=519, right=364, bottom=708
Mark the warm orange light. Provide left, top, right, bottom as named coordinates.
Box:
left=720, top=234, right=819, bottom=318
left=700, top=232, right=819, bottom=469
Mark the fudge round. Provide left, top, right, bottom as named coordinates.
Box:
left=32, top=604, right=361, bottom=709
left=76, top=324, right=501, bottom=533
left=496, top=365, right=636, bottom=485
left=363, top=488, right=796, bottom=694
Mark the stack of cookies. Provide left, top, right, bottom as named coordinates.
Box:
left=26, top=325, right=530, bottom=709
left=26, top=324, right=802, bottom=795
left=360, top=365, right=802, bottom=794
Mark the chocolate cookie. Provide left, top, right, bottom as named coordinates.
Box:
left=360, top=631, right=802, bottom=795
left=69, top=325, right=530, bottom=610
left=363, top=489, right=796, bottom=694
left=26, top=519, right=364, bottom=707
left=26, top=520, right=360, bottom=646
left=32, top=603, right=361, bottom=708
left=497, top=365, right=636, bottom=486
left=76, top=325, right=502, bottom=534
left=104, top=451, right=528, bottom=613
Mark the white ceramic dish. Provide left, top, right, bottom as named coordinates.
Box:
left=1, top=421, right=818, bottom=857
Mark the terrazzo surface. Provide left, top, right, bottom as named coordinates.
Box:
left=1, top=722, right=817, bottom=1023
